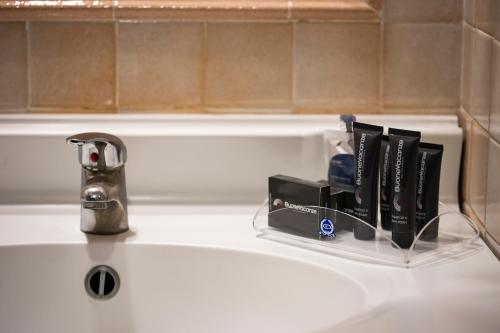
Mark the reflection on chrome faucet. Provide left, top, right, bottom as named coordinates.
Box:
left=67, top=132, right=128, bottom=234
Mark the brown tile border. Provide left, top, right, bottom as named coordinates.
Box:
left=115, top=8, right=288, bottom=21
left=115, top=0, right=289, bottom=21
left=0, top=0, right=113, bottom=8
left=0, top=1, right=113, bottom=21
left=0, top=8, right=113, bottom=21
left=291, top=0, right=379, bottom=21
left=0, top=0, right=380, bottom=21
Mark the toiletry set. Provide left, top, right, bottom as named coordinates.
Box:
left=268, top=116, right=443, bottom=249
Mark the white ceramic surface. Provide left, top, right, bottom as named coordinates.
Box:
left=0, top=205, right=499, bottom=333
left=0, top=244, right=366, bottom=333
left=0, top=114, right=499, bottom=333
left=0, top=114, right=462, bottom=204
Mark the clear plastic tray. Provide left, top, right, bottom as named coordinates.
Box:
left=253, top=199, right=481, bottom=268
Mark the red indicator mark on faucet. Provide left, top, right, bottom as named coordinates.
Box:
left=90, top=152, right=99, bottom=163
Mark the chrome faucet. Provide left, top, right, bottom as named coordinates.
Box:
left=67, top=132, right=129, bottom=234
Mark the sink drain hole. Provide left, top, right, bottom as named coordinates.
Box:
left=85, top=265, right=120, bottom=300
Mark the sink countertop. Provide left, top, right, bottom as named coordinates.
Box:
left=1, top=204, right=499, bottom=332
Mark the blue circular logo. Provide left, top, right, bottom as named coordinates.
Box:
left=320, top=218, right=335, bottom=238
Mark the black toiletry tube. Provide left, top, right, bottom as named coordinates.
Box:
left=389, top=128, right=421, bottom=249
left=379, top=135, right=392, bottom=230
left=416, top=142, right=443, bottom=240
left=353, top=122, right=383, bottom=240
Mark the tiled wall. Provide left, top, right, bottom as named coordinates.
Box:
left=460, top=0, right=500, bottom=256
left=1, top=1, right=498, bottom=253
left=0, top=0, right=463, bottom=114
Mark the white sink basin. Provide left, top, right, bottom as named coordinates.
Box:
left=0, top=205, right=500, bottom=333
left=0, top=115, right=499, bottom=333
left=0, top=243, right=366, bottom=333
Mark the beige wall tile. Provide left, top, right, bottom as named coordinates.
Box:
left=118, top=22, right=203, bottom=111
left=469, top=121, right=489, bottom=223
left=491, top=40, right=500, bottom=142
left=205, top=23, right=292, bottom=109
left=30, top=22, right=115, bottom=111
left=494, top=2, right=500, bottom=41
left=458, top=108, right=473, bottom=202
left=470, top=28, right=492, bottom=130
left=384, top=0, right=463, bottom=23
left=462, top=23, right=473, bottom=112
left=383, top=23, right=461, bottom=108
left=295, top=22, right=380, bottom=112
left=486, top=138, right=500, bottom=243
left=476, top=0, right=499, bottom=39
left=0, top=22, right=27, bottom=111
left=464, top=0, right=476, bottom=25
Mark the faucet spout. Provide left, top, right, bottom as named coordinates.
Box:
left=81, top=184, right=110, bottom=210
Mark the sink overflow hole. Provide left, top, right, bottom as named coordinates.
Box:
left=85, top=265, right=120, bottom=300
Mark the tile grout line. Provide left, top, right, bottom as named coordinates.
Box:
left=201, top=22, right=208, bottom=112
left=468, top=24, right=493, bottom=134
left=463, top=109, right=497, bottom=145
left=487, top=52, right=493, bottom=139
left=378, top=0, right=385, bottom=114
left=112, top=0, right=116, bottom=21
left=460, top=0, right=467, bottom=114
left=26, top=20, right=32, bottom=113
left=469, top=20, right=478, bottom=132
left=114, top=21, right=119, bottom=112
left=113, top=0, right=118, bottom=112
left=291, top=20, right=296, bottom=112
left=289, top=0, right=295, bottom=112
left=465, top=22, right=496, bottom=136
left=469, top=115, right=490, bottom=225
left=481, top=129, right=490, bottom=228
left=460, top=21, right=465, bottom=117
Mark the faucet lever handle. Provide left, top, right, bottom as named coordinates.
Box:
left=66, top=132, right=127, bottom=170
